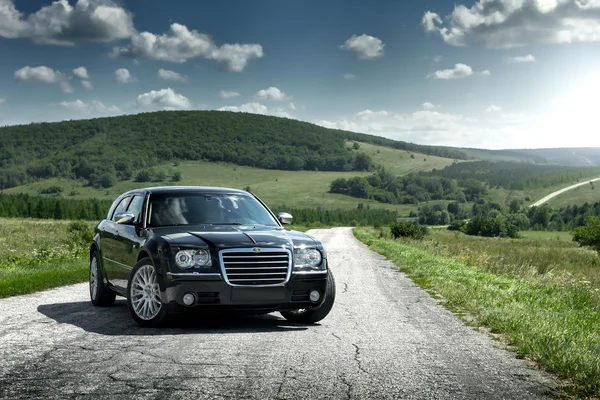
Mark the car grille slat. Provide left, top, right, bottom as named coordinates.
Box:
left=220, top=248, right=291, bottom=287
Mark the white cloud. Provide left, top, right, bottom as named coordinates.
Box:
left=341, top=73, right=357, bottom=79
left=220, top=90, right=240, bottom=99
left=134, top=88, right=191, bottom=110
left=315, top=108, right=478, bottom=145
left=81, top=80, right=93, bottom=90
left=428, top=63, right=473, bottom=79
left=486, top=105, right=503, bottom=112
left=60, top=80, right=74, bottom=94
left=256, top=87, right=289, bottom=101
left=218, top=102, right=292, bottom=118
left=14, top=66, right=63, bottom=83
left=14, top=65, right=75, bottom=93
left=481, top=70, right=491, bottom=76
left=432, top=55, right=444, bottom=63
left=288, top=102, right=296, bottom=110
left=505, top=54, right=537, bottom=63
left=158, top=68, right=188, bottom=82
left=423, top=0, right=600, bottom=48
left=115, top=68, right=135, bottom=83
left=72, top=66, right=89, bottom=79
left=0, top=0, right=135, bottom=45
left=340, top=34, right=384, bottom=59
left=58, top=99, right=119, bottom=114
left=111, top=23, right=263, bottom=71
left=422, top=102, right=436, bottom=111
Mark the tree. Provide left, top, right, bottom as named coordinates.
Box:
left=352, top=142, right=360, bottom=150
left=509, top=198, right=523, bottom=214
left=98, top=172, right=117, bottom=188
left=172, top=171, right=182, bottom=182
left=572, top=216, right=600, bottom=253
left=135, top=170, right=153, bottom=182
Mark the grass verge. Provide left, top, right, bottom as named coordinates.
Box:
left=0, top=218, right=92, bottom=298
left=354, top=228, right=600, bottom=397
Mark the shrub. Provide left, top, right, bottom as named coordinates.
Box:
left=390, top=221, right=428, bottom=240
left=572, top=216, right=600, bottom=254
left=462, top=215, right=519, bottom=238
left=447, top=220, right=466, bottom=231
left=67, top=220, right=94, bottom=248
left=39, top=185, right=63, bottom=195
left=171, top=171, right=182, bottom=182
left=98, top=172, right=116, bottom=188
left=135, top=170, right=153, bottom=182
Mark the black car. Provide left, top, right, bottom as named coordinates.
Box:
left=89, top=186, right=335, bottom=327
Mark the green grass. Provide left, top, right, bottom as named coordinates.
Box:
left=349, top=141, right=457, bottom=175
left=0, top=218, right=92, bottom=298
left=355, top=228, right=600, bottom=396
left=547, top=183, right=600, bottom=208
left=520, top=230, right=573, bottom=242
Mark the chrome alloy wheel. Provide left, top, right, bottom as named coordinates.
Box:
left=89, top=257, right=98, bottom=301
left=130, top=265, right=162, bottom=320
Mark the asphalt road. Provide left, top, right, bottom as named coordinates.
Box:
left=531, top=177, right=600, bottom=207
left=0, top=228, right=555, bottom=399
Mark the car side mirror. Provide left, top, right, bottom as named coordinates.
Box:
left=114, top=211, right=136, bottom=225
left=277, top=212, right=293, bottom=225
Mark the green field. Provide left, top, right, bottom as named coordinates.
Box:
left=356, top=228, right=600, bottom=396
left=0, top=218, right=93, bottom=298
left=349, top=141, right=458, bottom=175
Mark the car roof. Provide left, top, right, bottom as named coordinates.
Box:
left=122, top=186, right=249, bottom=196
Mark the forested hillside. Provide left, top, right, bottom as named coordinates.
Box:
left=0, top=111, right=469, bottom=190
left=423, top=161, right=600, bottom=190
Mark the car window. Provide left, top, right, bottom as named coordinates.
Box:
left=127, top=195, right=145, bottom=223
left=110, top=196, right=131, bottom=221
left=148, top=193, right=278, bottom=227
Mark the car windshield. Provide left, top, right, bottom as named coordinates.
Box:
left=147, top=193, right=279, bottom=227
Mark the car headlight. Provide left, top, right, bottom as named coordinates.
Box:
left=293, top=248, right=324, bottom=273
left=175, top=249, right=212, bottom=269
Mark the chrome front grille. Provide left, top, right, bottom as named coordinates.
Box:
left=219, top=248, right=292, bottom=287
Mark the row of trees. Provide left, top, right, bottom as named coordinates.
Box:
left=330, top=168, right=488, bottom=205
left=0, top=194, right=400, bottom=227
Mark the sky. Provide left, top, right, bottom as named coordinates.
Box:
left=1, top=0, right=600, bottom=150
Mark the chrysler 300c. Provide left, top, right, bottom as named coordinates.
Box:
left=89, top=186, right=336, bottom=327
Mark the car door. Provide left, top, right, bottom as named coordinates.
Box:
left=111, top=194, right=147, bottom=290
left=101, top=196, right=131, bottom=285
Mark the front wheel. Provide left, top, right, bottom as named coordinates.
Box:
left=89, top=252, right=116, bottom=307
left=280, top=269, right=336, bottom=324
left=127, top=259, right=168, bottom=327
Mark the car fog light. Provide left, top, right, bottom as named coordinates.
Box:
left=183, top=292, right=196, bottom=306
left=309, top=290, right=321, bottom=302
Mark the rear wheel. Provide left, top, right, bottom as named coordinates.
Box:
left=280, top=269, right=336, bottom=324
left=89, top=251, right=116, bottom=307
left=127, top=259, right=168, bottom=327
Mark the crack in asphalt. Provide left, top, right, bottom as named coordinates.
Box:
left=352, top=343, right=369, bottom=375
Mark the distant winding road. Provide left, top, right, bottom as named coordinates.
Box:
left=531, top=177, right=600, bottom=207
left=0, top=228, right=554, bottom=399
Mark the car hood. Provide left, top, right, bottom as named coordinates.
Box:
left=154, top=225, right=319, bottom=250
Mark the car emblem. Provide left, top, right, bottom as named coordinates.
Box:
left=253, top=247, right=261, bottom=253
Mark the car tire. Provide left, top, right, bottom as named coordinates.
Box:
left=89, top=251, right=116, bottom=307
left=280, top=269, right=336, bottom=324
left=127, top=258, right=168, bottom=327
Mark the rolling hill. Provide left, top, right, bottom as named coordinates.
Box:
left=2, top=110, right=600, bottom=213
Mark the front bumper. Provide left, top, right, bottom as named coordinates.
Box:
left=161, top=271, right=328, bottom=313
